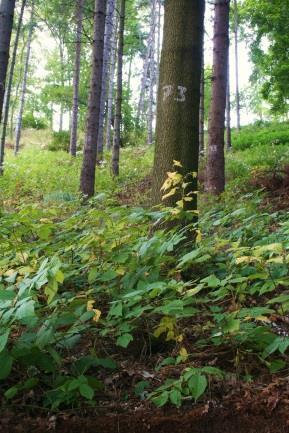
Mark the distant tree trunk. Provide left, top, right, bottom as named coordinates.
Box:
left=59, top=42, right=65, bottom=132
left=155, top=0, right=161, bottom=92
left=147, top=0, right=157, bottom=146
left=111, top=0, right=125, bottom=177
left=70, top=0, right=84, bottom=157
left=199, top=54, right=205, bottom=155
left=80, top=0, right=107, bottom=197
left=234, top=0, right=240, bottom=130
left=152, top=0, right=205, bottom=208
left=127, top=53, right=133, bottom=95
left=0, top=0, right=26, bottom=174
left=0, top=0, right=16, bottom=125
left=206, top=0, right=230, bottom=195
left=14, top=3, right=34, bottom=155
left=226, top=58, right=232, bottom=150
left=97, top=0, right=116, bottom=160
left=105, top=11, right=118, bottom=150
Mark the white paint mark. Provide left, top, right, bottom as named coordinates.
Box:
left=175, top=86, right=187, bottom=102
left=163, top=85, right=174, bottom=102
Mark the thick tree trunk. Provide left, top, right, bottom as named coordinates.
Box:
left=147, top=0, right=157, bottom=146
left=0, top=0, right=16, bottom=125
left=70, top=0, right=84, bottom=157
left=155, top=0, right=162, bottom=93
left=111, top=0, right=125, bottom=177
left=234, top=0, right=241, bottom=130
left=97, top=0, right=116, bottom=160
left=152, top=0, right=205, bottom=208
left=80, top=0, right=107, bottom=197
left=105, top=11, right=118, bottom=150
left=206, top=0, right=230, bottom=195
left=0, top=0, right=26, bottom=174
left=14, top=3, right=34, bottom=155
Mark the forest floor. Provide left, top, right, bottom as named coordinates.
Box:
left=2, top=129, right=289, bottom=432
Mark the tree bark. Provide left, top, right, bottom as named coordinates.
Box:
left=0, top=0, right=26, bottom=174
left=105, top=10, right=118, bottom=150
left=80, top=0, right=107, bottom=197
left=0, top=0, right=16, bottom=125
left=111, top=0, right=125, bottom=177
left=14, top=2, right=34, bottom=155
left=206, top=0, right=230, bottom=195
left=199, top=52, right=205, bottom=155
left=97, top=0, right=116, bottom=160
left=151, top=0, right=205, bottom=208
left=70, top=0, right=85, bottom=157
left=234, top=0, right=241, bottom=130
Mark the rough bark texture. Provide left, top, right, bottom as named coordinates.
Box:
left=105, top=11, right=118, bottom=150
left=199, top=57, right=205, bottom=155
left=234, top=0, right=241, bottom=130
left=152, top=0, right=205, bottom=207
left=80, top=0, right=107, bottom=197
left=206, top=0, right=230, bottom=195
left=0, top=0, right=16, bottom=125
left=111, top=0, right=125, bottom=177
left=0, top=0, right=26, bottom=174
left=70, top=0, right=84, bottom=157
left=97, top=0, right=116, bottom=159
left=14, top=3, right=34, bottom=155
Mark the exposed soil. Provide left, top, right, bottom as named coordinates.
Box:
left=117, top=174, right=152, bottom=206
left=250, top=164, right=289, bottom=210
left=2, top=378, right=289, bottom=433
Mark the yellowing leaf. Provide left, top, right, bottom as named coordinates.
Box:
left=92, top=309, right=101, bottom=322
left=173, top=160, right=182, bottom=167
left=179, top=347, right=188, bottom=360
left=196, top=230, right=202, bottom=243
left=162, top=188, right=177, bottom=201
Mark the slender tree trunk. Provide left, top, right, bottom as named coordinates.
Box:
left=0, top=0, right=16, bottom=125
left=14, top=3, right=34, bottom=155
left=234, top=0, right=240, bottom=130
left=59, top=42, right=65, bottom=132
left=127, top=53, right=133, bottom=95
left=105, top=11, right=118, bottom=150
left=206, top=0, right=230, bottom=195
left=70, top=0, right=84, bottom=156
left=0, top=0, right=26, bottom=174
left=155, top=0, right=161, bottom=93
left=80, top=0, right=107, bottom=197
left=111, top=0, right=125, bottom=177
left=147, top=0, right=157, bottom=146
left=97, top=0, right=116, bottom=160
left=226, top=57, right=232, bottom=150
left=199, top=66, right=205, bottom=155
left=152, top=0, right=205, bottom=208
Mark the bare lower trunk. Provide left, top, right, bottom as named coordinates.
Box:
left=0, top=0, right=26, bottom=174
left=105, top=11, right=118, bottom=150
left=199, top=65, right=205, bottom=155
left=97, top=0, right=116, bottom=160
left=80, top=0, right=107, bottom=197
left=0, top=0, right=16, bottom=125
left=111, top=0, right=125, bottom=177
left=14, top=3, right=34, bottom=155
left=70, top=0, right=84, bottom=156
left=234, top=0, right=240, bottom=130
left=206, top=0, right=230, bottom=195
left=152, top=0, right=205, bottom=208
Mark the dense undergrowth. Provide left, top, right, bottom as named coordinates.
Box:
left=1, top=129, right=289, bottom=411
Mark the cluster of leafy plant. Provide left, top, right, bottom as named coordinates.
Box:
left=232, top=121, right=289, bottom=151
left=1, top=138, right=289, bottom=410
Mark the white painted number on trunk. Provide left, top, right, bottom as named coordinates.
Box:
left=162, top=85, right=187, bottom=103
left=163, top=85, right=174, bottom=102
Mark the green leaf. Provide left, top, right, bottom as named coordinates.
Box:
left=169, top=389, right=182, bottom=407
left=152, top=390, right=169, bottom=407
left=0, top=290, right=15, bottom=301
left=0, top=329, right=10, bottom=353
left=79, top=383, right=94, bottom=400
left=116, top=333, right=133, bottom=348
left=188, top=375, right=207, bottom=401
left=201, top=274, right=221, bottom=288
left=109, top=302, right=123, bottom=317
left=0, top=351, right=13, bottom=380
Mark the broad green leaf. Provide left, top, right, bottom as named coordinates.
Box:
left=169, top=389, right=182, bottom=407
left=79, top=384, right=94, bottom=400
left=0, top=329, right=10, bottom=353
left=116, top=333, right=133, bottom=348
left=0, top=351, right=13, bottom=380
left=188, top=375, right=207, bottom=401
left=152, top=390, right=169, bottom=407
